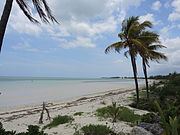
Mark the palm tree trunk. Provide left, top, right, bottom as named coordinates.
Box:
left=142, top=58, right=149, bottom=99
left=130, top=53, right=139, bottom=105
left=0, top=0, right=14, bottom=52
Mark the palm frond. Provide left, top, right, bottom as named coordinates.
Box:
left=148, top=44, right=166, bottom=50
left=105, top=42, right=124, bottom=54
left=124, top=50, right=129, bottom=58
left=16, top=0, right=39, bottom=23
left=122, top=16, right=139, bottom=36
left=32, top=0, right=49, bottom=23
left=130, top=39, right=147, bottom=51
left=41, top=0, right=58, bottom=23
left=118, top=33, right=126, bottom=41
left=16, top=0, right=58, bottom=24
left=127, top=23, right=140, bottom=38
left=149, top=51, right=168, bottom=62
left=139, top=21, right=153, bottom=30
left=138, top=31, right=160, bottom=44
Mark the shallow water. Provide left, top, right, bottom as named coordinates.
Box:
left=0, top=77, right=143, bottom=108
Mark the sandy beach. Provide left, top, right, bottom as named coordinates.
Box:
left=0, top=83, right=149, bottom=135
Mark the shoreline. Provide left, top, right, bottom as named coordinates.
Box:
left=0, top=83, right=146, bottom=113
left=0, top=82, right=153, bottom=134
left=0, top=78, right=148, bottom=109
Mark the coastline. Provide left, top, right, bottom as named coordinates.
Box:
left=0, top=78, right=143, bottom=108
left=0, top=83, right=150, bottom=134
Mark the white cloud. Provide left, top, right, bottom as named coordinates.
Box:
left=69, top=16, right=117, bottom=36
left=139, top=13, right=161, bottom=25
left=160, top=25, right=176, bottom=38
left=162, top=37, right=180, bottom=51
left=168, top=0, right=180, bottom=22
left=161, top=37, right=180, bottom=66
left=171, top=0, right=180, bottom=12
left=151, top=1, right=161, bottom=11
left=2, top=0, right=146, bottom=49
left=9, top=2, right=42, bottom=36
left=56, top=37, right=96, bottom=49
left=149, top=37, right=180, bottom=74
left=168, top=12, right=180, bottom=21
left=12, top=39, right=47, bottom=52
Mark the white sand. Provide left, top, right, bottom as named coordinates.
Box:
left=0, top=84, right=150, bottom=135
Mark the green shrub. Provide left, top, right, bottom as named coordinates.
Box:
left=43, top=115, right=74, bottom=129
left=141, top=113, right=157, bottom=123
left=17, top=125, right=47, bottom=135
left=159, top=75, right=180, bottom=100
left=80, top=124, right=116, bottom=135
left=96, top=102, right=121, bottom=122
left=74, top=112, right=84, bottom=116
left=0, top=122, right=47, bottom=135
left=96, top=103, right=141, bottom=123
left=155, top=101, right=180, bottom=135
left=117, top=107, right=140, bottom=123
left=0, top=122, right=16, bottom=135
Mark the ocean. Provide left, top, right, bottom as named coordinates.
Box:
left=0, top=77, right=142, bottom=108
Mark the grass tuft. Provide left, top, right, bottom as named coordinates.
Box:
left=43, top=115, right=74, bottom=129
left=74, top=112, right=84, bottom=116
left=80, top=124, right=115, bottom=135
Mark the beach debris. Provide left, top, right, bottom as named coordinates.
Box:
left=39, top=102, right=51, bottom=124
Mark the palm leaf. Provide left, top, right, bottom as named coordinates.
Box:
left=139, top=21, right=153, bottom=30
left=148, top=44, right=166, bottom=50
left=149, top=51, right=168, bottom=62
left=105, top=42, right=124, bottom=54
left=138, top=31, right=160, bottom=44
left=41, top=0, right=58, bottom=23
left=16, top=0, right=58, bottom=24
left=16, top=0, right=39, bottom=23
left=130, top=38, right=147, bottom=52
left=32, top=0, right=49, bottom=23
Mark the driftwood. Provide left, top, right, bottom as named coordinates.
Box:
left=39, top=102, right=51, bottom=124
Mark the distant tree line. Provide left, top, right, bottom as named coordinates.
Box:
left=149, top=72, right=179, bottom=79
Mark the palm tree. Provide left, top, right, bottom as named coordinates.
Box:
left=138, top=31, right=167, bottom=99
left=105, top=16, right=152, bottom=105
left=0, top=0, right=58, bottom=52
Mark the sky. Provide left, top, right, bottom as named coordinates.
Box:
left=0, top=0, right=180, bottom=78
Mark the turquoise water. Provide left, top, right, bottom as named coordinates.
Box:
left=0, top=77, right=141, bottom=108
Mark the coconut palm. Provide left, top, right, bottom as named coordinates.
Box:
left=0, top=0, right=58, bottom=52
left=139, top=31, right=167, bottom=99
left=105, top=16, right=152, bottom=105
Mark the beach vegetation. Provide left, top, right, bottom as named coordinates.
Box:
left=43, top=115, right=74, bottom=129
left=96, top=102, right=141, bottom=124
left=130, top=73, right=180, bottom=134
left=0, top=122, right=47, bottom=135
left=0, top=0, right=58, bottom=52
left=141, top=113, right=158, bottom=123
left=16, top=125, right=48, bottom=135
left=78, top=124, right=116, bottom=135
left=0, top=121, right=16, bottom=135
left=131, top=73, right=180, bottom=112
left=74, top=112, right=84, bottom=116
left=155, top=101, right=179, bottom=135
